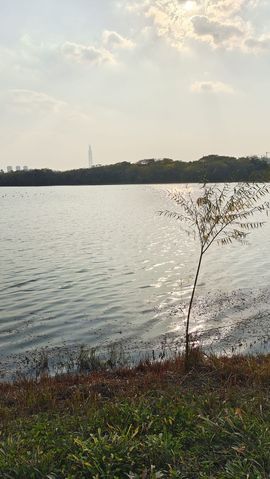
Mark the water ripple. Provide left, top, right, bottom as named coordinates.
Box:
left=1, top=185, right=270, bottom=365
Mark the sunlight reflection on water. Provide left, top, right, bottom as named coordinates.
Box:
left=0, top=184, right=270, bottom=367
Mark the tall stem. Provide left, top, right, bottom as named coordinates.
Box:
left=185, top=249, right=203, bottom=370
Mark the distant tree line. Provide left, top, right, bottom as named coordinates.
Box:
left=0, top=155, right=269, bottom=187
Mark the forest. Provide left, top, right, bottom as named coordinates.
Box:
left=1, top=155, right=269, bottom=186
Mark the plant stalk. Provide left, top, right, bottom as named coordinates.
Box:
left=185, top=249, right=203, bottom=370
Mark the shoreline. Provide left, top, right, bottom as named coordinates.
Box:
left=2, top=285, right=270, bottom=381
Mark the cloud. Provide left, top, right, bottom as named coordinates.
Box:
left=5, top=89, right=89, bottom=124
left=207, top=0, right=246, bottom=19
left=191, top=15, right=244, bottom=48
left=61, top=32, right=135, bottom=66
left=190, top=80, right=235, bottom=93
left=7, top=89, right=67, bottom=113
left=102, top=30, right=135, bottom=50
left=61, top=41, right=115, bottom=65
left=123, top=0, right=269, bottom=53
left=1, top=30, right=135, bottom=79
left=244, top=35, right=270, bottom=52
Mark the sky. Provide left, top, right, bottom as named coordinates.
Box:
left=1, top=0, right=270, bottom=170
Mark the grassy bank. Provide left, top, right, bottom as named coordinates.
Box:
left=0, top=353, right=270, bottom=478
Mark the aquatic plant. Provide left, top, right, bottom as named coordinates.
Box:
left=160, top=183, right=270, bottom=370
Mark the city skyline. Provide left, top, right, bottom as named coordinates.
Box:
left=1, top=1, right=270, bottom=170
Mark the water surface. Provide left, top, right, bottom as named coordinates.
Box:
left=1, top=185, right=270, bottom=368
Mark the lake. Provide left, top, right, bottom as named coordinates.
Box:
left=1, top=184, right=270, bottom=372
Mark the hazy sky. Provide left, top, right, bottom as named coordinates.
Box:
left=1, top=0, right=270, bottom=170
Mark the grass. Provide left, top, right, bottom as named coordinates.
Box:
left=0, top=352, right=270, bottom=478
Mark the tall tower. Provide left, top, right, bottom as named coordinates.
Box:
left=88, top=145, right=93, bottom=168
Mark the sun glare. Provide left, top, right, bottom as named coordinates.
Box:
left=183, top=0, right=196, bottom=12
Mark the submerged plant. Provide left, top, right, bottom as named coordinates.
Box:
left=160, top=183, right=270, bottom=370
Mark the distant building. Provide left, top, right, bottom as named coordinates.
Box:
left=88, top=145, right=93, bottom=168
left=137, top=158, right=174, bottom=165
left=137, top=159, right=155, bottom=165
left=6, top=165, right=29, bottom=173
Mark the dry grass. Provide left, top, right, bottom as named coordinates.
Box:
left=1, top=351, right=270, bottom=422
left=1, top=352, right=270, bottom=478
